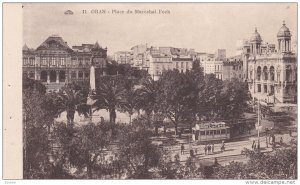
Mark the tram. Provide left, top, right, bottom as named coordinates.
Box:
left=192, top=122, right=230, bottom=143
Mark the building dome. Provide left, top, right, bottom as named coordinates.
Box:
left=277, top=21, right=291, bottom=38
left=250, top=28, right=262, bottom=42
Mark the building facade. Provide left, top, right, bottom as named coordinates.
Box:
left=114, top=51, right=132, bottom=65
left=200, top=60, right=223, bottom=80
left=242, top=22, right=297, bottom=103
left=23, top=35, right=107, bottom=92
left=148, top=53, right=173, bottom=81
left=222, top=56, right=243, bottom=81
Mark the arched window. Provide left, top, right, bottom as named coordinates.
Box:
left=263, top=66, right=268, bottom=80
left=270, top=66, right=275, bottom=81
left=40, top=71, right=47, bottom=82
left=257, top=66, right=261, bottom=80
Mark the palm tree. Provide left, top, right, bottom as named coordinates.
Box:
left=135, top=77, right=160, bottom=125
left=122, top=86, right=140, bottom=124
left=93, top=76, right=126, bottom=123
left=56, top=85, right=89, bottom=125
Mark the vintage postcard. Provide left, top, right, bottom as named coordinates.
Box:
left=2, top=2, right=298, bottom=183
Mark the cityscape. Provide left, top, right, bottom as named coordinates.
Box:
left=21, top=3, right=297, bottom=180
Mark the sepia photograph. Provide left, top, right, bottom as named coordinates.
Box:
left=2, top=2, right=298, bottom=182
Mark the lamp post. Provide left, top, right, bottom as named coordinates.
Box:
left=257, top=99, right=261, bottom=150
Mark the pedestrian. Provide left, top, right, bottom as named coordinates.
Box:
left=208, top=144, right=211, bottom=155
left=212, top=144, right=215, bottom=154
left=221, top=143, right=225, bottom=152
left=204, top=144, right=207, bottom=155
left=280, top=137, right=283, bottom=145
left=214, top=157, right=219, bottom=166
left=289, top=130, right=292, bottom=137
left=266, top=137, right=268, bottom=148
left=272, top=135, right=276, bottom=144
left=253, top=143, right=257, bottom=150
left=181, top=144, right=184, bottom=155
left=195, top=147, right=198, bottom=155
left=252, top=140, right=256, bottom=149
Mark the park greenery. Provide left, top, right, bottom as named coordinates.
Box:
left=22, top=61, right=296, bottom=179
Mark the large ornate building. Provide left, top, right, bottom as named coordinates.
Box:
left=242, top=22, right=297, bottom=103
left=23, top=35, right=107, bottom=91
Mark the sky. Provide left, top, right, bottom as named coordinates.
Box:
left=23, top=3, right=297, bottom=57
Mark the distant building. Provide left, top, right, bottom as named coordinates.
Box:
left=200, top=60, right=223, bottom=80
left=242, top=22, right=297, bottom=103
left=196, top=52, right=215, bottom=61
left=148, top=53, right=172, bottom=81
left=222, top=56, right=243, bottom=81
left=114, top=51, right=132, bottom=65
left=23, top=35, right=107, bottom=92
left=172, top=56, right=193, bottom=73
left=131, top=44, right=149, bottom=70
left=215, top=49, right=226, bottom=60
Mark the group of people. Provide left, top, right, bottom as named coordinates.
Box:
left=180, top=140, right=226, bottom=156
left=204, top=144, right=214, bottom=155
left=252, top=134, right=284, bottom=150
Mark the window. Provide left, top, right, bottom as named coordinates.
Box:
left=60, top=57, right=66, bottom=66
left=270, top=66, right=275, bottom=81
left=78, top=71, right=83, bottom=78
left=85, top=72, right=89, bottom=78
left=181, top=62, right=183, bottom=68
left=79, top=58, right=83, bottom=66
left=29, top=71, right=35, bottom=78
left=71, top=71, right=76, bottom=79
left=263, top=66, right=268, bottom=80
left=23, top=58, right=28, bottom=65
left=257, top=66, right=261, bottom=80
left=186, top=62, right=189, bottom=69
left=29, top=58, right=35, bottom=66
left=221, top=129, right=226, bottom=134
left=51, top=57, right=56, bottom=66
left=42, top=57, right=47, bottom=65
left=264, top=85, right=268, bottom=93
left=176, top=62, right=178, bottom=68
left=258, top=84, right=261, bottom=92
left=200, top=131, right=205, bottom=136
left=286, top=65, right=292, bottom=82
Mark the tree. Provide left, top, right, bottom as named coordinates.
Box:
left=135, top=76, right=160, bottom=125
left=157, top=70, right=198, bottom=134
left=122, top=85, right=139, bottom=124
left=218, top=79, right=251, bottom=120
left=55, top=84, right=89, bottom=125
left=53, top=122, right=115, bottom=179
left=93, top=76, right=127, bottom=123
left=23, top=75, right=46, bottom=94
left=116, top=125, right=163, bottom=179
left=213, top=145, right=297, bottom=179
left=198, top=74, right=224, bottom=121
left=23, top=89, right=52, bottom=178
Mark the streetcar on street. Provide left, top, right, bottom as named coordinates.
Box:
left=192, top=122, right=230, bottom=144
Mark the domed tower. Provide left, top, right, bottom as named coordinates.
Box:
left=277, top=21, right=292, bottom=53
left=250, top=27, right=262, bottom=55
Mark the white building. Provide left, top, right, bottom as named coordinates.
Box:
left=200, top=60, right=223, bottom=80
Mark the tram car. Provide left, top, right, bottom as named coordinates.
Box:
left=192, top=122, right=230, bottom=143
